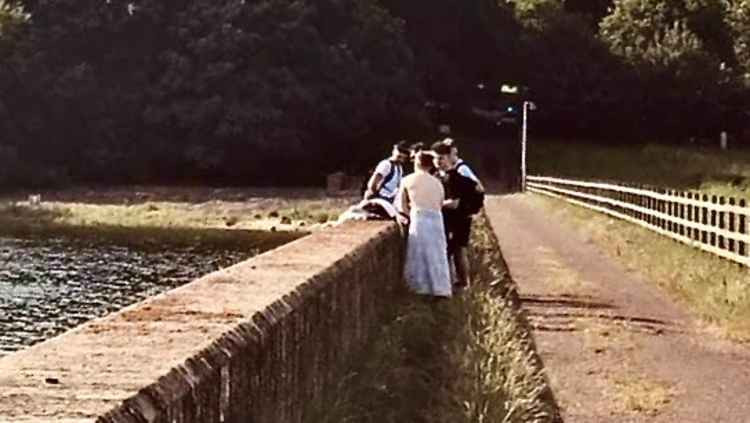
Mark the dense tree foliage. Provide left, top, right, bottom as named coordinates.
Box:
left=517, top=7, right=640, bottom=138
left=1, top=0, right=750, bottom=188
left=1, top=0, right=424, bottom=186
left=379, top=0, right=522, bottom=103
left=727, top=0, right=750, bottom=78
left=599, top=0, right=745, bottom=140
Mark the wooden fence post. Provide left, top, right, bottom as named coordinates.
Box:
left=626, top=189, right=631, bottom=218
left=740, top=199, right=747, bottom=257
left=647, top=192, right=653, bottom=225
left=702, top=194, right=709, bottom=244
left=729, top=197, right=736, bottom=253
left=674, top=191, right=680, bottom=235
left=669, top=190, right=675, bottom=233
left=679, top=191, right=686, bottom=236
left=632, top=188, right=643, bottom=220
left=710, top=195, right=718, bottom=247
left=719, top=196, right=726, bottom=250
left=661, top=189, right=667, bottom=230
left=685, top=192, right=694, bottom=239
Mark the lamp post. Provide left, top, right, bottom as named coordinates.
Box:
left=521, top=100, right=536, bottom=192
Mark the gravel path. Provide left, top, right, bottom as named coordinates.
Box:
left=486, top=194, right=750, bottom=422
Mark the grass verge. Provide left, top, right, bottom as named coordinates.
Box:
left=304, top=214, right=559, bottom=423
left=0, top=202, right=303, bottom=251
left=0, top=191, right=352, bottom=249
left=528, top=139, right=750, bottom=198
left=526, top=193, right=750, bottom=342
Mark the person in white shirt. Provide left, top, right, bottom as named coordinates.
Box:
left=442, top=138, right=485, bottom=192
left=364, top=141, right=411, bottom=203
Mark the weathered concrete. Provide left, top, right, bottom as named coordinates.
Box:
left=0, top=221, right=403, bottom=422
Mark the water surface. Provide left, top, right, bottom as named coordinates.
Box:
left=0, top=237, right=265, bottom=356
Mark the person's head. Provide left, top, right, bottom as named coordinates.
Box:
left=432, top=141, right=453, bottom=171
left=443, top=138, right=459, bottom=162
left=391, top=141, right=411, bottom=164
left=414, top=151, right=436, bottom=172
left=410, top=142, right=425, bottom=157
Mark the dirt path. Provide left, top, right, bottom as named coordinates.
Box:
left=485, top=194, right=750, bottom=422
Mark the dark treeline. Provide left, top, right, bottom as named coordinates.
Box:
left=1, top=0, right=749, bottom=188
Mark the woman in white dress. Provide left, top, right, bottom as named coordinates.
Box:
left=399, top=151, right=452, bottom=298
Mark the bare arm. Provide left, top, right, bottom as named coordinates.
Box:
left=400, top=185, right=410, bottom=215
left=443, top=198, right=460, bottom=209
left=366, top=173, right=384, bottom=198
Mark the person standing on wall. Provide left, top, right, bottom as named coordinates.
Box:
left=363, top=141, right=411, bottom=203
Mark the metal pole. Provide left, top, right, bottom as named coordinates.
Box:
left=521, top=101, right=528, bottom=192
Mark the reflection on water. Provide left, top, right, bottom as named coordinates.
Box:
left=0, top=237, right=252, bottom=357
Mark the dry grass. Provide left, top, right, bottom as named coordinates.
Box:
left=0, top=187, right=354, bottom=248
left=0, top=189, right=355, bottom=252
left=534, top=246, right=594, bottom=295
left=612, top=376, right=674, bottom=416
left=0, top=197, right=350, bottom=232
left=305, top=215, right=558, bottom=423
left=526, top=193, right=750, bottom=342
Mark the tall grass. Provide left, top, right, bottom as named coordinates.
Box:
left=305, top=215, right=558, bottom=422
left=528, top=139, right=750, bottom=198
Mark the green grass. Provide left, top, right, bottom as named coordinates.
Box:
left=0, top=200, right=314, bottom=251
left=0, top=187, right=356, bottom=248
left=305, top=215, right=558, bottom=423
left=526, top=193, right=750, bottom=343
left=528, top=139, right=750, bottom=199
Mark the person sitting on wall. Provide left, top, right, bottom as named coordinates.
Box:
left=363, top=141, right=411, bottom=203
left=337, top=197, right=401, bottom=223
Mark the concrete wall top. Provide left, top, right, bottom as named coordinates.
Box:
left=0, top=221, right=396, bottom=422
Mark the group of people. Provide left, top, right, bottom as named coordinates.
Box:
left=363, top=138, right=484, bottom=298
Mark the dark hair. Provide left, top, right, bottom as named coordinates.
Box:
left=410, top=142, right=425, bottom=153
left=395, top=140, right=410, bottom=154
left=432, top=142, right=451, bottom=155
left=416, top=151, right=436, bottom=170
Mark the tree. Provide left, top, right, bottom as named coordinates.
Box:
left=378, top=0, right=522, bottom=104
left=599, top=0, right=735, bottom=140
left=727, top=0, right=750, bottom=79
left=519, top=8, right=640, bottom=139
left=0, top=0, right=27, bottom=54
left=0, top=1, right=34, bottom=187
left=2, top=0, right=423, bottom=186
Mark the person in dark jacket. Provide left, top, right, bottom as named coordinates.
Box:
left=433, top=142, right=477, bottom=288
left=442, top=138, right=484, bottom=192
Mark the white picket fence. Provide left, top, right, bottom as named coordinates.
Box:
left=527, top=175, right=750, bottom=267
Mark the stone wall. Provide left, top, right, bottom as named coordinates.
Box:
left=0, top=221, right=403, bottom=422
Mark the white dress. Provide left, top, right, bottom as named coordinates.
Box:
left=401, top=172, right=452, bottom=297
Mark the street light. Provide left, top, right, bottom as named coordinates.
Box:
left=521, top=100, right=536, bottom=192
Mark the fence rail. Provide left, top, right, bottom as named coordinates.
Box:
left=527, top=175, right=750, bottom=267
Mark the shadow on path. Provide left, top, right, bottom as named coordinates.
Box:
left=520, top=293, right=683, bottom=336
